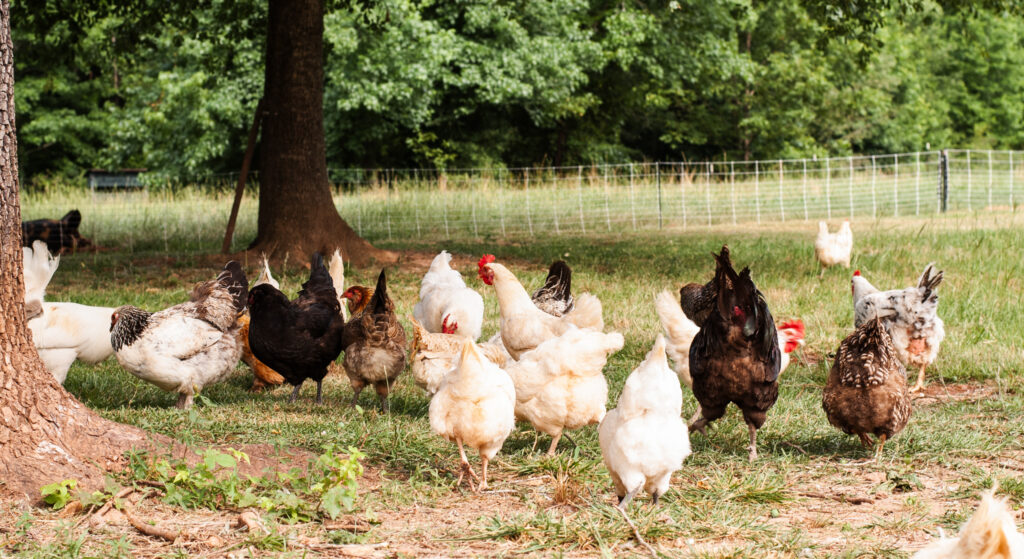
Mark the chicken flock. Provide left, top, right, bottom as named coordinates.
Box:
left=21, top=217, right=993, bottom=553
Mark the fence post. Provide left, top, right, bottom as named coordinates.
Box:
left=802, top=159, right=808, bottom=221
left=577, top=165, right=586, bottom=233
left=988, top=150, right=993, bottom=209
left=730, top=162, right=736, bottom=225
left=552, top=169, right=560, bottom=234
left=915, top=152, right=921, bottom=216
left=1010, top=150, right=1015, bottom=208
left=705, top=162, right=712, bottom=226
left=525, top=169, right=534, bottom=236
left=681, top=164, right=688, bottom=229
left=754, top=160, right=761, bottom=224
left=778, top=159, right=785, bottom=222
left=386, top=171, right=393, bottom=239
left=848, top=157, right=854, bottom=218
left=603, top=166, right=611, bottom=231
left=629, top=163, right=637, bottom=231
left=893, top=154, right=899, bottom=217
left=870, top=155, right=877, bottom=218
left=499, top=169, right=507, bottom=237
left=966, top=150, right=972, bottom=211
left=940, top=149, right=949, bottom=212
left=656, top=162, right=663, bottom=228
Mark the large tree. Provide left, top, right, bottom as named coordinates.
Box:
left=0, top=0, right=153, bottom=498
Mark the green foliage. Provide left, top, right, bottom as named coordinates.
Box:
left=39, top=480, right=77, bottom=510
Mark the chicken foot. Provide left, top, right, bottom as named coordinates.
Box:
left=455, top=438, right=481, bottom=491
left=874, top=434, right=888, bottom=461
left=909, top=365, right=927, bottom=393
left=746, top=424, right=759, bottom=462
left=688, top=416, right=711, bottom=436
left=616, top=485, right=642, bottom=511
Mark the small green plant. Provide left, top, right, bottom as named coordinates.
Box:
left=313, top=445, right=366, bottom=519
left=40, top=479, right=77, bottom=510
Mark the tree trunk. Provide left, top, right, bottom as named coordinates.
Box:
left=0, top=0, right=155, bottom=500
left=248, top=0, right=394, bottom=267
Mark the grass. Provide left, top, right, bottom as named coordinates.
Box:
left=5, top=188, right=1024, bottom=557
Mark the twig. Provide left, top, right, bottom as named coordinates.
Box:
left=781, top=441, right=807, bottom=455
left=123, top=509, right=179, bottom=542
left=133, top=479, right=167, bottom=489
left=615, top=506, right=659, bottom=558
left=799, top=491, right=874, bottom=505
left=294, top=542, right=389, bottom=554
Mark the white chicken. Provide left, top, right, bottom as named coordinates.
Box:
left=852, top=265, right=945, bottom=392
left=22, top=241, right=116, bottom=384
left=504, top=328, right=624, bottom=454
left=429, top=339, right=516, bottom=491
left=329, top=249, right=347, bottom=322
left=913, top=489, right=1024, bottom=559
left=413, top=251, right=484, bottom=340
left=477, top=255, right=603, bottom=359
left=599, top=335, right=691, bottom=509
left=814, top=220, right=853, bottom=277
left=109, top=262, right=247, bottom=408
left=408, top=316, right=509, bottom=395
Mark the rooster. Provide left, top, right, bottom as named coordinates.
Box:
left=852, top=264, right=945, bottom=392
left=110, top=262, right=247, bottom=409
left=689, top=246, right=782, bottom=462
left=429, top=339, right=516, bottom=491
left=239, top=254, right=285, bottom=392
left=531, top=260, right=574, bottom=316
left=599, top=335, right=691, bottom=509
left=341, top=270, right=407, bottom=410
left=22, top=241, right=116, bottom=384
left=814, top=221, right=853, bottom=278
left=413, top=250, right=484, bottom=340
left=913, top=488, right=1024, bottom=558
left=477, top=255, right=603, bottom=360
left=822, top=318, right=911, bottom=459
left=248, top=253, right=346, bottom=404
left=504, top=328, right=624, bottom=455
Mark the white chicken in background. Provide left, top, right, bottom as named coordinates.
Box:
left=913, top=489, right=1024, bottom=559
left=504, top=328, right=624, bottom=455
left=656, top=290, right=805, bottom=388
left=22, top=241, right=116, bottom=384
left=814, top=221, right=853, bottom=278
left=852, top=265, right=945, bottom=392
left=408, top=316, right=509, bottom=395
left=110, top=262, right=247, bottom=409
left=429, top=339, right=516, bottom=491
left=477, top=255, right=603, bottom=359
left=329, top=249, right=347, bottom=321
left=599, top=335, right=690, bottom=509
left=413, top=251, right=484, bottom=340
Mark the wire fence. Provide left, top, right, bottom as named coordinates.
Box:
left=19, top=149, right=1023, bottom=254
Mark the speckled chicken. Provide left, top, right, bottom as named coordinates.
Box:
left=822, top=317, right=911, bottom=459
left=852, top=264, right=945, bottom=392
left=110, top=261, right=247, bottom=409
left=341, top=269, right=407, bottom=410
left=531, top=260, right=574, bottom=316
left=688, top=246, right=782, bottom=462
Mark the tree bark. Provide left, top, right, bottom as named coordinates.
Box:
left=0, top=0, right=155, bottom=500
left=248, top=0, right=394, bottom=267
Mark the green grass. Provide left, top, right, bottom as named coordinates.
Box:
left=7, top=191, right=1024, bottom=557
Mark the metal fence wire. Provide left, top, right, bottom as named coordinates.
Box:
left=19, top=149, right=1023, bottom=254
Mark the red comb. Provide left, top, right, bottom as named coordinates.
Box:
left=779, top=319, right=805, bottom=353
left=853, top=270, right=861, bottom=276
left=478, top=254, right=496, bottom=270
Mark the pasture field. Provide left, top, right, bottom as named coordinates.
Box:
left=3, top=202, right=1024, bottom=558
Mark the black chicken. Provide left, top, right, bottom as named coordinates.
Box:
left=688, top=246, right=782, bottom=462
left=247, top=252, right=346, bottom=404
left=531, top=260, right=574, bottom=317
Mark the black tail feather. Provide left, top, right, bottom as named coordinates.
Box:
left=369, top=269, right=389, bottom=314
left=542, top=260, right=572, bottom=300
left=60, top=209, right=82, bottom=232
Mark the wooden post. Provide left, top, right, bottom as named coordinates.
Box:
left=221, top=98, right=265, bottom=254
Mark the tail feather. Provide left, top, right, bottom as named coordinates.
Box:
left=220, top=261, right=249, bottom=312
left=917, top=263, right=943, bottom=297
left=329, top=250, right=347, bottom=320
left=22, top=240, right=60, bottom=303
left=655, top=290, right=700, bottom=386
left=565, top=292, right=603, bottom=331
left=60, top=209, right=82, bottom=232
left=369, top=269, right=389, bottom=314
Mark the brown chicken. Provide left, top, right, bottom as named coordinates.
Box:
left=340, top=285, right=374, bottom=317
left=688, top=246, right=781, bottom=462
left=341, top=270, right=407, bottom=410
left=822, top=317, right=911, bottom=459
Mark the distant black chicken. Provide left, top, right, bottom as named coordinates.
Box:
left=22, top=209, right=91, bottom=253
left=531, top=260, right=575, bottom=317
left=247, top=253, right=346, bottom=404
left=688, top=246, right=782, bottom=462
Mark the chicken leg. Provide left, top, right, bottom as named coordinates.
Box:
left=456, top=438, right=480, bottom=491
left=547, top=433, right=562, bottom=456
left=617, top=485, right=642, bottom=511
left=688, top=416, right=711, bottom=436
left=315, top=379, right=324, bottom=405
left=874, top=434, right=888, bottom=461
left=480, top=456, right=490, bottom=491
left=909, top=365, right=926, bottom=393
left=176, top=392, right=193, bottom=409
left=746, top=424, right=759, bottom=462
left=289, top=383, right=302, bottom=403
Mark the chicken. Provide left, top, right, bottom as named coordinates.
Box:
left=689, top=246, right=782, bottom=462
left=21, top=209, right=91, bottom=253
left=429, top=339, right=516, bottom=491
left=340, top=285, right=373, bottom=317
left=109, top=262, right=247, bottom=408
left=477, top=255, right=603, bottom=360
left=329, top=249, right=348, bottom=322
left=408, top=316, right=508, bottom=395
left=822, top=318, right=911, bottom=459
left=679, top=245, right=732, bottom=326
left=240, top=254, right=286, bottom=392
left=852, top=264, right=945, bottom=392
left=413, top=250, right=484, bottom=340
left=531, top=260, right=574, bottom=316
left=22, top=241, right=115, bottom=384
left=658, top=289, right=804, bottom=388
left=913, top=488, right=1024, bottom=559
left=599, top=335, right=691, bottom=509
left=504, top=328, right=624, bottom=454
left=814, top=221, right=853, bottom=277
left=341, top=270, right=407, bottom=410
left=248, top=253, right=346, bottom=404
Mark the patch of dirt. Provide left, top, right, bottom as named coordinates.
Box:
left=912, top=381, right=997, bottom=406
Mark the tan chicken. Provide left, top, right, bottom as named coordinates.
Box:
left=852, top=264, right=945, bottom=392
left=429, top=339, right=516, bottom=491
left=477, top=255, right=603, bottom=360
left=814, top=221, right=853, bottom=277
left=913, top=488, right=1024, bottom=559
left=504, top=328, right=624, bottom=454
left=408, top=316, right=509, bottom=395
left=822, top=317, right=911, bottom=459
left=341, top=270, right=407, bottom=410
